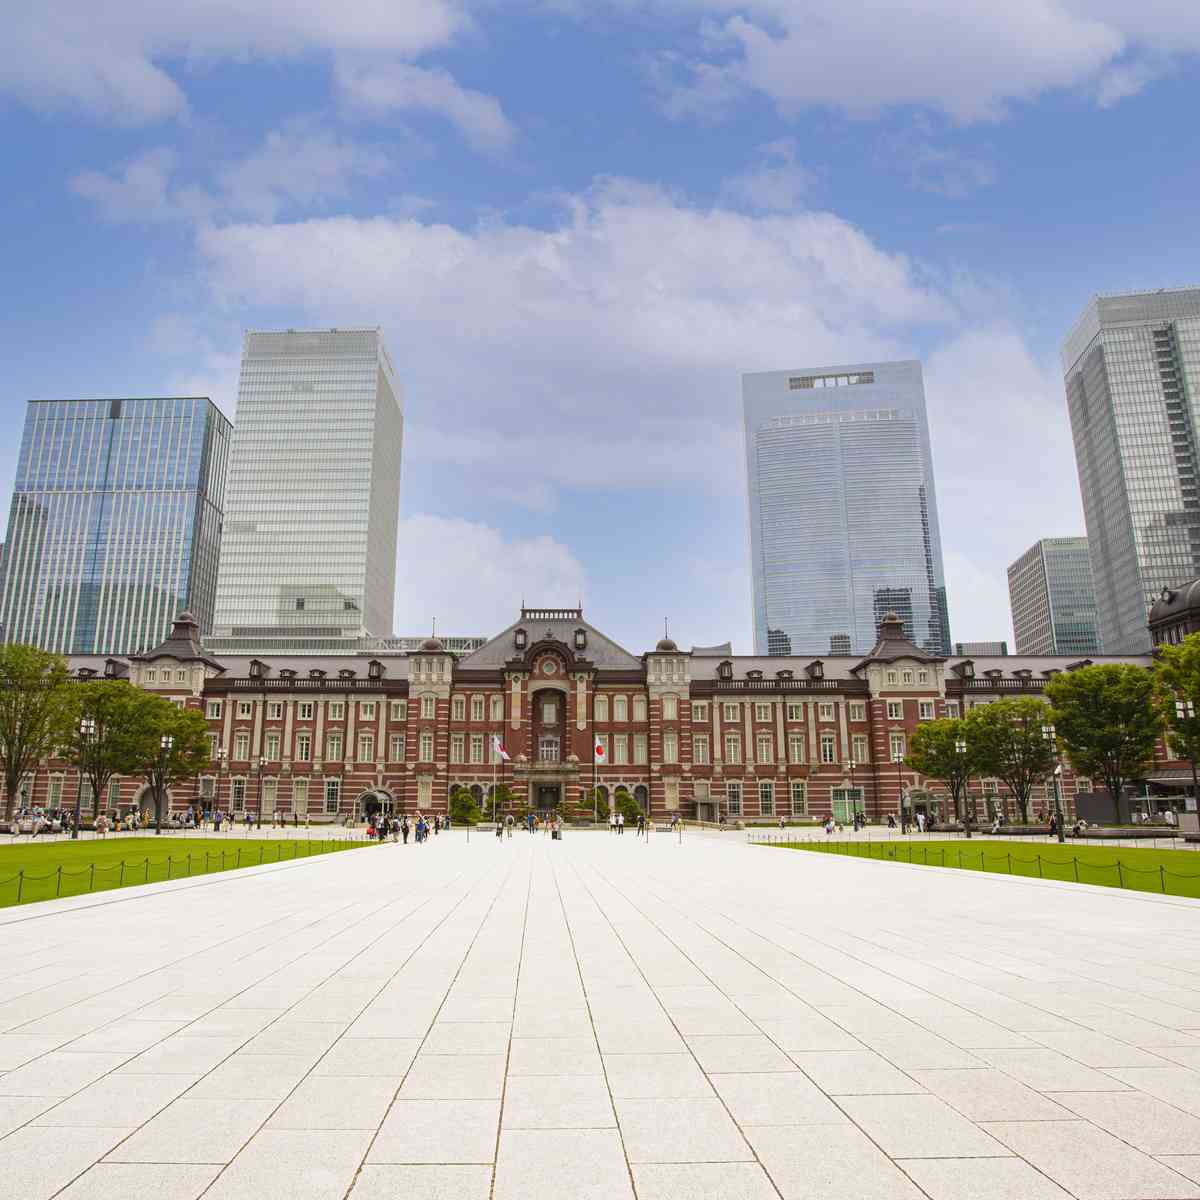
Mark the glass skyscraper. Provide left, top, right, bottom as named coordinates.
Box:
left=1007, top=537, right=1101, bottom=656
left=211, top=329, right=402, bottom=651
left=744, top=360, right=951, bottom=656
left=1063, top=288, right=1200, bottom=652
left=0, top=397, right=230, bottom=655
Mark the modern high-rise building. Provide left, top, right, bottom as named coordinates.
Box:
left=210, top=329, right=402, bottom=652
left=744, top=360, right=951, bottom=656
left=954, top=640, right=1008, bottom=657
left=1064, top=288, right=1200, bottom=652
left=0, top=397, right=230, bottom=655
left=1008, top=537, right=1101, bottom=656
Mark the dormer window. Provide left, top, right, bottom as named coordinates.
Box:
left=746, top=669, right=763, bottom=681
left=249, top=659, right=265, bottom=679
left=104, top=658, right=119, bottom=678
left=280, top=669, right=296, bottom=680
left=309, top=669, right=326, bottom=680
left=776, top=669, right=794, bottom=681
left=806, top=660, right=825, bottom=680
left=983, top=669, right=1003, bottom=679
left=951, top=661, right=975, bottom=679
left=339, top=669, right=356, bottom=680
left=1042, top=668, right=1061, bottom=678
left=77, top=667, right=96, bottom=679
left=515, top=628, right=527, bottom=651
left=1066, top=659, right=1094, bottom=671
left=718, top=660, right=733, bottom=681
left=1013, top=669, right=1032, bottom=680
left=574, top=628, right=587, bottom=651
left=368, top=659, right=383, bottom=680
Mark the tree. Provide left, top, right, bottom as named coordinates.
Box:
left=449, top=786, right=481, bottom=826
left=906, top=718, right=981, bottom=824
left=128, top=697, right=211, bottom=834
left=614, top=787, right=641, bottom=824
left=1151, top=633, right=1200, bottom=803
left=556, top=790, right=576, bottom=822
left=489, top=783, right=518, bottom=819
left=585, top=788, right=609, bottom=823
left=966, top=697, right=1055, bottom=825
left=1046, top=663, right=1160, bottom=813
left=64, top=680, right=149, bottom=823
left=0, top=645, right=73, bottom=820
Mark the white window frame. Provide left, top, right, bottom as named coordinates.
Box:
left=452, top=696, right=466, bottom=721
left=490, top=695, right=503, bottom=721
left=887, top=701, right=903, bottom=720
left=788, top=732, right=805, bottom=762
left=614, top=734, right=629, bottom=764
left=724, top=733, right=741, bottom=763
left=723, top=702, right=739, bottom=722
left=902, top=670, right=913, bottom=685
left=470, top=734, right=484, bottom=763
left=325, top=778, right=341, bottom=814
left=820, top=732, right=836, bottom=764
left=663, top=731, right=678, bottom=763
left=421, top=696, right=435, bottom=720
left=614, top=695, right=628, bottom=721
left=756, top=732, right=773, bottom=763
left=361, top=702, right=376, bottom=720
left=390, top=734, right=406, bottom=762
left=886, top=670, right=898, bottom=685
left=634, top=734, right=648, bottom=764
left=754, top=702, right=770, bottom=722
left=693, top=735, right=709, bottom=764
left=759, top=781, right=775, bottom=816
left=264, top=732, right=280, bottom=761
left=450, top=733, right=464, bottom=763
left=234, top=732, right=250, bottom=760
left=237, top=701, right=252, bottom=719
left=390, top=701, right=407, bottom=720
left=206, top=699, right=222, bottom=720
left=848, top=701, right=866, bottom=722
left=663, top=695, right=679, bottom=720
left=595, top=695, right=609, bottom=721
left=298, top=702, right=314, bottom=721
left=295, top=733, right=311, bottom=762
left=633, top=696, right=648, bottom=721
left=326, top=734, right=343, bottom=761
left=818, top=702, right=835, bottom=721
left=294, top=778, right=308, bottom=809
left=890, top=732, right=906, bottom=759
left=790, top=781, right=808, bottom=816
left=358, top=733, right=374, bottom=762
left=471, top=696, right=485, bottom=721
left=328, top=702, right=345, bottom=721
left=852, top=733, right=868, bottom=764
left=419, top=732, right=434, bottom=761
left=786, top=702, right=803, bottom=721
left=945, top=701, right=960, bottom=718
left=918, top=700, right=935, bottom=720
left=727, top=782, right=742, bottom=817
left=267, top=701, right=283, bottom=720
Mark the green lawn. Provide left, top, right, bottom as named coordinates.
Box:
left=0, top=837, right=368, bottom=908
left=768, top=838, right=1200, bottom=899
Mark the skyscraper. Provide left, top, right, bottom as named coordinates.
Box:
left=0, top=397, right=230, bottom=655
left=211, top=329, right=402, bottom=651
left=744, top=360, right=951, bottom=656
left=1007, top=537, right=1101, bottom=656
left=1064, top=288, right=1200, bottom=652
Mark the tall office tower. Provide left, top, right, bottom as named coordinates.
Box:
left=1064, top=288, right=1200, bottom=652
left=954, top=640, right=1009, bottom=656
left=1007, top=537, right=1101, bottom=656
left=744, top=360, right=951, bottom=656
left=211, top=329, right=402, bottom=651
left=0, top=398, right=230, bottom=655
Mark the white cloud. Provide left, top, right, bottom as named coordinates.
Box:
left=899, top=140, right=996, bottom=199
left=394, top=514, right=586, bottom=633
left=69, top=148, right=180, bottom=222
left=720, top=139, right=812, bottom=212
left=1, top=0, right=472, bottom=125
left=640, top=0, right=1200, bottom=123
left=217, top=123, right=391, bottom=221
left=335, top=60, right=516, bottom=152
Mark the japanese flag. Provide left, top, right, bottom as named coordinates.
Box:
left=594, top=740, right=606, bottom=762
left=492, top=736, right=510, bottom=762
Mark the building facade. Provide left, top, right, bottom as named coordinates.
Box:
left=1008, top=537, right=1101, bottom=656
left=744, top=360, right=951, bottom=657
left=0, top=398, right=230, bottom=655
left=19, top=607, right=1179, bottom=826
left=210, top=329, right=402, bottom=653
left=954, top=641, right=1008, bottom=656
left=1063, top=288, right=1200, bottom=652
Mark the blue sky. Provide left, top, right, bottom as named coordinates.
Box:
left=3, top=1, right=1199, bottom=653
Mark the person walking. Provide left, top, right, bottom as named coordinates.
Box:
left=610, top=810, right=618, bottom=835
left=636, top=811, right=645, bottom=838
left=505, top=814, right=514, bottom=838
left=616, top=811, right=625, bottom=836
left=401, top=815, right=410, bottom=844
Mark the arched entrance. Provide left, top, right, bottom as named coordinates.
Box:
left=357, top=789, right=395, bottom=820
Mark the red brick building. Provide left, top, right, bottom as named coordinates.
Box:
left=17, top=608, right=1185, bottom=824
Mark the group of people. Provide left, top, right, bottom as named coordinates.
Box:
left=366, top=811, right=448, bottom=844
left=608, top=810, right=649, bottom=836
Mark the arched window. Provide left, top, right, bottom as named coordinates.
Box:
left=633, top=695, right=647, bottom=721
left=634, top=785, right=648, bottom=811
left=613, top=695, right=628, bottom=722
left=594, top=695, right=609, bottom=721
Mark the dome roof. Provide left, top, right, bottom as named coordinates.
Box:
left=420, top=636, right=445, bottom=652
left=656, top=637, right=679, bottom=652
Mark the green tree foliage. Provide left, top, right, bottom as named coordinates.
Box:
left=614, top=787, right=641, bottom=823
left=0, top=645, right=73, bottom=819
left=64, top=680, right=148, bottom=820
left=1151, top=633, right=1200, bottom=794
left=1046, top=663, right=1160, bottom=809
left=448, top=786, right=481, bottom=826
left=489, top=783, right=518, bottom=819
left=585, top=788, right=609, bottom=823
left=965, top=697, right=1055, bottom=825
left=127, top=696, right=211, bottom=834
left=905, top=717, right=981, bottom=823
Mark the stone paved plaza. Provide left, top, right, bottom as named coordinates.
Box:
left=3, top=830, right=1200, bottom=1200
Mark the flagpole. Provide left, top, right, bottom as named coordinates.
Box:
left=592, top=683, right=598, bottom=823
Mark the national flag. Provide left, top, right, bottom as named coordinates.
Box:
left=594, top=740, right=607, bottom=763
left=491, top=735, right=510, bottom=762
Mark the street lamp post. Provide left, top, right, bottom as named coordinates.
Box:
left=156, top=734, right=174, bottom=836
left=1176, top=699, right=1198, bottom=817
left=893, top=751, right=905, bottom=832
left=1041, top=723, right=1066, bottom=844
left=955, top=738, right=972, bottom=839
left=843, top=758, right=857, bottom=827
left=75, top=717, right=96, bottom=840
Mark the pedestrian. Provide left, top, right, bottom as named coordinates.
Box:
left=636, top=812, right=645, bottom=837
left=616, top=811, right=625, bottom=836
left=610, top=810, right=618, bottom=835
left=505, top=814, right=514, bottom=838
left=527, top=812, right=535, bottom=834
left=495, top=818, right=503, bottom=840
left=917, top=812, right=926, bottom=834
left=401, top=816, right=410, bottom=844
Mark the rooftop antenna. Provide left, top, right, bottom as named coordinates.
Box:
left=665, top=617, right=670, bottom=639
left=432, top=616, right=437, bottom=638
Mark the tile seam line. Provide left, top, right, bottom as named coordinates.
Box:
left=568, top=856, right=796, bottom=1200
left=32, top=853, right=488, bottom=1196
left=338, top=851, right=523, bottom=1200
left=621, top=859, right=1199, bottom=1188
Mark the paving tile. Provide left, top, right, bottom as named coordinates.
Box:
left=502, top=1073, right=614, bottom=1128
left=1161, top=1158, right=1200, bottom=1187
left=981, top=1048, right=1131, bottom=1091
left=861, top=1031, right=984, bottom=1070
left=54, top=1163, right=222, bottom=1200
left=1104, top=1066, right=1200, bottom=1118
left=242, top=1021, right=345, bottom=1056
left=494, top=1128, right=633, bottom=1200
left=440, top=996, right=514, bottom=1022
left=350, top=1165, right=493, bottom=1200
left=372, top=1099, right=500, bottom=1162
left=312, top=1037, right=421, bottom=1076
left=840, top=1093, right=1005, bottom=1157
left=912, top=1068, right=1072, bottom=1122
left=0, top=1033, right=72, bottom=1069
left=31, top=1072, right=198, bottom=1126
left=616, top=1097, right=753, bottom=1162
left=899, top=1156, right=1074, bottom=1200
left=63, top=1019, right=190, bottom=1055
left=268, top=1075, right=399, bottom=1129
left=745, top=1123, right=927, bottom=1199
left=0, top=1050, right=128, bottom=1096
left=424, top=1021, right=511, bottom=1054
left=687, top=1034, right=795, bottom=1072
left=507, top=1037, right=602, bottom=1075
left=400, top=1054, right=506, bottom=1099
left=188, top=1053, right=313, bottom=1100
left=0, top=1129, right=146, bottom=1200
left=1048, top=1090, right=1200, bottom=1154
left=984, top=1119, right=1200, bottom=1200
left=0, top=1094, right=58, bottom=1136
left=710, top=1071, right=847, bottom=1124
left=632, top=1162, right=780, bottom=1200
left=1030, top=1030, right=1174, bottom=1068
left=105, top=1098, right=277, bottom=1163
left=791, top=1050, right=924, bottom=1095
left=117, top=1035, right=246, bottom=1075
left=602, top=1052, right=713, bottom=1099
